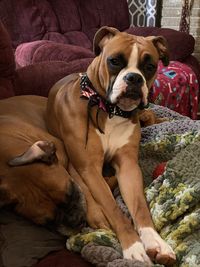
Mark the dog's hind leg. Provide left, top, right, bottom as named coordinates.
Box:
left=8, top=140, right=58, bottom=166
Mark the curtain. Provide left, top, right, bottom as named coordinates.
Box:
left=179, top=0, right=194, bottom=33
left=128, top=0, right=158, bottom=27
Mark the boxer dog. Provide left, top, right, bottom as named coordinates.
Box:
left=0, top=27, right=176, bottom=265
left=45, top=27, right=176, bottom=265
left=0, top=95, right=88, bottom=231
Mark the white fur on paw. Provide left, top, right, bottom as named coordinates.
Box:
left=123, top=241, right=152, bottom=264
left=139, top=227, right=176, bottom=259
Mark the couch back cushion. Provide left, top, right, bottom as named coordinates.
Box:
left=126, top=27, right=195, bottom=61
left=79, top=0, right=130, bottom=42
left=48, top=0, right=130, bottom=35
left=0, top=0, right=130, bottom=49
left=48, top=0, right=81, bottom=32
left=47, top=0, right=92, bottom=49
left=0, top=0, right=59, bottom=48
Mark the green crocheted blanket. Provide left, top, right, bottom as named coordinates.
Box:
left=66, top=106, right=200, bottom=267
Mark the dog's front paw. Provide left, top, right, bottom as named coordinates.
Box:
left=139, top=227, right=176, bottom=266
left=139, top=109, right=168, bottom=127
left=123, top=242, right=152, bottom=265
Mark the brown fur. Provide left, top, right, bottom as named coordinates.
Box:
left=0, top=96, right=85, bottom=226
left=0, top=28, right=175, bottom=265
left=45, top=28, right=175, bottom=265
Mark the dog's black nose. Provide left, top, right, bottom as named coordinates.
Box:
left=124, top=73, right=143, bottom=86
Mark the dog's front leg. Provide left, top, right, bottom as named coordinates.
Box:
left=68, top=161, right=111, bottom=230
left=113, top=145, right=176, bottom=266
left=63, top=139, right=151, bottom=264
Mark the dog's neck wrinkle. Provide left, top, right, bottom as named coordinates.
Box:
left=86, top=57, right=106, bottom=98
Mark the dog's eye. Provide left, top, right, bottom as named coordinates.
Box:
left=109, top=58, right=121, bottom=66
left=107, top=55, right=127, bottom=75
left=145, top=63, right=156, bottom=72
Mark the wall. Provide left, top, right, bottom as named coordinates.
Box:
left=161, top=0, right=200, bottom=62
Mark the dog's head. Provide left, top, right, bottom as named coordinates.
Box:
left=93, top=26, right=169, bottom=111
left=0, top=165, right=86, bottom=230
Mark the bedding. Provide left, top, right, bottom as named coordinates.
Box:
left=67, top=105, right=200, bottom=267
left=150, top=61, right=199, bottom=119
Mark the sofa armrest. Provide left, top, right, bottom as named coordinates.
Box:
left=15, top=41, right=94, bottom=67
left=13, top=59, right=93, bottom=97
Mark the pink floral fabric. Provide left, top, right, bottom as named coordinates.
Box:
left=150, top=61, right=199, bottom=119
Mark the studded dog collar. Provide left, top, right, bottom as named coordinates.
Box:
left=80, top=73, right=148, bottom=145
left=80, top=73, right=142, bottom=119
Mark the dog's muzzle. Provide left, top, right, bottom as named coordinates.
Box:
left=122, top=72, right=143, bottom=100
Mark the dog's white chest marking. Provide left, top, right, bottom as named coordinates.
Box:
left=96, top=116, right=136, bottom=160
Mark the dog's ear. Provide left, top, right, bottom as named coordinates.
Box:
left=8, top=141, right=58, bottom=166
left=147, top=36, right=170, bottom=66
left=93, top=26, right=119, bottom=56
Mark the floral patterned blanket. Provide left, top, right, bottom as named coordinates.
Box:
left=66, top=105, right=200, bottom=267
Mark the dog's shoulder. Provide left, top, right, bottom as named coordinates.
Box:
left=49, top=73, right=79, bottom=96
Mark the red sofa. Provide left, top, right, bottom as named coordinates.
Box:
left=0, top=0, right=199, bottom=75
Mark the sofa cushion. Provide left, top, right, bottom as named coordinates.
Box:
left=47, top=0, right=92, bottom=49
left=31, top=43, right=94, bottom=65
left=0, top=21, right=15, bottom=99
left=43, top=31, right=92, bottom=49
left=80, top=0, right=130, bottom=42
left=15, top=40, right=50, bottom=67
left=15, top=41, right=94, bottom=67
left=48, top=0, right=81, bottom=32
left=0, top=0, right=59, bottom=48
left=13, top=59, right=93, bottom=97
left=126, top=27, right=195, bottom=61
left=63, top=32, right=92, bottom=49
left=0, top=81, right=15, bottom=99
